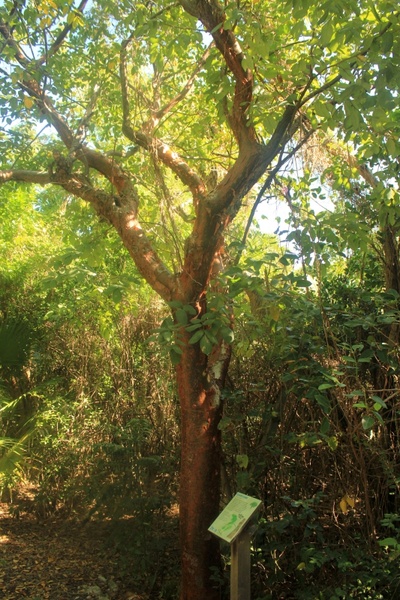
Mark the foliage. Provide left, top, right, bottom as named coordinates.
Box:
left=0, top=0, right=399, bottom=598
left=253, top=496, right=400, bottom=599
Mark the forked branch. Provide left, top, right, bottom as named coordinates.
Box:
left=147, top=44, right=212, bottom=129
left=120, top=40, right=207, bottom=205
left=178, top=0, right=256, bottom=149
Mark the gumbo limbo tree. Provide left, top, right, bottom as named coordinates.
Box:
left=0, top=0, right=399, bottom=597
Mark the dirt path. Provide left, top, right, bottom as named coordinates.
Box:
left=0, top=501, right=144, bottom=600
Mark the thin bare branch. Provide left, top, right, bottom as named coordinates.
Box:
left=150, top=44, right=212, bottom=127
left=75, top=81, right=102, bottom=138
left=298, top=74, right=342, bottom=109
left=134, top=132, right=207, bottom=203
left=120, top=40, right=207, bottom=204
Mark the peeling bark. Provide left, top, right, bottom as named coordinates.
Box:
left=176, top=328, right=231, bottom=600
left=0, top=4, right=302, bottom=598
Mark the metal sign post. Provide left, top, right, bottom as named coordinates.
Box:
left=209, top=493, right=261, bottom=600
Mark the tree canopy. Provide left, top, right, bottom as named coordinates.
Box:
left=0, top=1, right=400, bottom=599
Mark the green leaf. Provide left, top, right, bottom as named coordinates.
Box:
left=381, top=31, right=393, bottom=53
left=318, top=383, right=334, bottom=391
left=169, top=346, right=182, bottom=365
left=189, top=329, right=204, bottom=345
left=378, top=537, right=399, bottom=548
left=204, top=329, right=219, bottom=345
left=373, top=410, right=384, bottom=425
left=320, top=21, right=334, bottom=47
left=320, top=417, right=330, bottom=435
left=362, top=415, right=375, bottom=430
left=386, top=137, right=398, bottom=158
left=371, top=395, right=386, bottom=410
left=315, top=394, right=331, bottom=414
left=186, top=321, right=202, bottom=332
left=295, top=278, right=312, bottom=288
left=353, top=402, right=367, bottom=409
left=183, top=304, right=197, bottom=316
left=348, top=390, right=364, bottom=398
left=279, top=252, right=298, bottom=266
left=236, top=470, right=250, bottom=489
left=236, top=454, right=249, bottom=469
left=200, top=334, right=214, bottom=355
left=175, top=308, right=188, bottom=325
left=218, top=416, right=232, bottom=431
left=220, top=327, right=234, bottom=344
left=168, top=301, right=182, bottom=309
left=210, top=21, right=223, bottom=33
left=327, top=436, right=338, bottom=451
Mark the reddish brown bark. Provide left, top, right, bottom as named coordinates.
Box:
left=176, top=328, right=230, bottom=600
left=0, top=5, right=299, bottom=599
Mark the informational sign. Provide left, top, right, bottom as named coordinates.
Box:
left=208, top=493, right=262, bottom=543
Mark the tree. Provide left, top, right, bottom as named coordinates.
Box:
left=0, top=1, right=399, bottom=597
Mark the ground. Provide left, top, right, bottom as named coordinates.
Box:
left=0, top=494, right=152, bottom=600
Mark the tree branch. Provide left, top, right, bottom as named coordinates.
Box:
left=298, top=17, right=397, bottom=109
left=240, top=126, right=316, bottom=255
left=149, top=44, right=212, bottom=128
left=0, top=18, right=134, bottom=194
left=0, top=20, right=30, bottom=66
left=35, top=0, right=89, bottom=65
left=56, top=176, right=176, bottom=301
left=178, top=0, right=256, bottom=149
left=0, top=13, right=181, bottom=300
left=134, top=132, right=207, bottom=203
left=120, top=40, right=207, bottom=205
left=0, top=167, right=175, bottom=300
left=0, top=169, right=51, bottom=185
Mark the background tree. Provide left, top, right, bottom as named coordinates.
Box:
left=0, top=1, right=399, bottom=598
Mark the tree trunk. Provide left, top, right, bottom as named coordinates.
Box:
left=176, top=330, right=229, bottom=600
